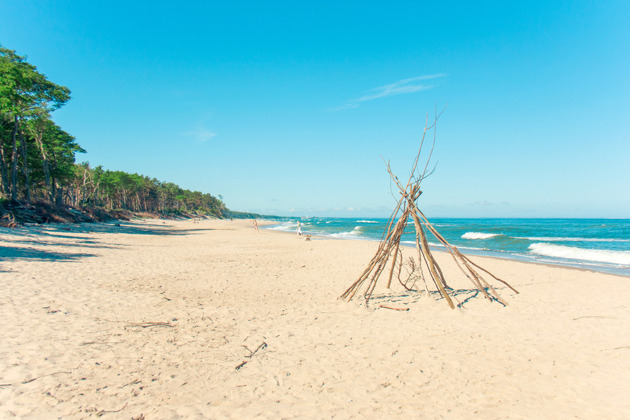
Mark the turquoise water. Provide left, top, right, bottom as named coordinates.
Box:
left=267, top=218, right=630, bottom=276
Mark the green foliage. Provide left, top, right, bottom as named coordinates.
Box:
left=0, top=45, right=229, bottom=219
left=70, top=165, right=227, bottom=217
left=0, top=46, right=70, bottom=117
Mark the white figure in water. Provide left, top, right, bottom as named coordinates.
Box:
left=297, top=221, right=302, bottom=236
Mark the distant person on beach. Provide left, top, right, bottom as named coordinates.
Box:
left=297, top=221, right=302, bottom=236
left=253, top=219, right=259, bottom=232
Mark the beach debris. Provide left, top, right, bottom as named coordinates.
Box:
left=341, top=112, right=518, bottom=308
left=0, top=212, right=18, bottom=228
left=235, top=341, right=268, bottom=370
left=378, top=305, right=410, bottom=311
left=0, top=370, right=72, bottom=387
left=244, top=341, right=268, bottom=358
left=120, top=379, right=141, bottom=388
left=607, top=346, right=630, bottom=351
left=573, top=315, right=615, bottom=321
left=124, top=321, right=174, bottom=329
left=96, top=402, right=128, bottom=417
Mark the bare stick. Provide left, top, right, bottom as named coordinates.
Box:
left=379, top=305, right=410, bottom=311
left=97, top=402, right=128, bottom=417
left=386, top=239, right=401, bottom=289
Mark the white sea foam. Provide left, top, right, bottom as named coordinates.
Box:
left=267, top=221, right=304, bottom=233
left=328, top=226, right=364, bottom=238
left=462, top=232, right=500, bottom=240
left=518, top=236, right=630, bottom=243
left=357, top=220, right=378, bottom=224
left=529, top=243, right=630, bottom=265
left=267, top=222, right=295, bottom=232
left=400, top=240, right=486, bottom=252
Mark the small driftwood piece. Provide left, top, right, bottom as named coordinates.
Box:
left=235, top=342, right=268, bottom=370
left=341, top=112, right=518, bottom=308
left=0, top=370, right=72, bottom=387
left=124, top=321, right=174, bottom=330
left=379, top=305, right=410, bottom=311
left=96, top=402, right=128, bottom=417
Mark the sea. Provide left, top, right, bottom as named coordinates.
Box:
left=266, top=218, right=630, bottom=277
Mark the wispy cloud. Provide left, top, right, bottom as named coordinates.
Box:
left=185, top=118, right=216, bottom=144
left=187, top=128, right=216, bottom=143
left=332, top=74, right=446, bottom=111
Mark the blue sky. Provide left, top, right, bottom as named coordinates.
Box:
left=1, top=1, right=628, bottom=217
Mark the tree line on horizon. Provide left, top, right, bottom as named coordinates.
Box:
left=0, top=45, right=227, bottom=218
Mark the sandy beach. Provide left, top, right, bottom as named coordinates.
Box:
left=1, top=218, right=629, bottom=419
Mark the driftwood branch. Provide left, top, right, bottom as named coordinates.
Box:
left=235, top=342, right=268, bottom=370
left=379, top=305, right=410, bottom=311
left=97, top=402, right=128, bottom=417
left=0, top=370, right=72, bottom=387
left=124, top=321, right=174, bottom=329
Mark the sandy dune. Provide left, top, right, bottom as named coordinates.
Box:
left=1, top=219, right=629, bottom=419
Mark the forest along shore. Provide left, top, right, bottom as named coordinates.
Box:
left=1, top=47, right=227, bottom=226
left=1, top=218, right=629, bottom=419
left=0, top=199, right=269, bottom=227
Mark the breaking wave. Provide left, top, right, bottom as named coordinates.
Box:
left=462, top=232, right=501, bottom=240
left=529, top=243, right=630, bottom=265
left=267, top=221, right=298, bottom=232
left=518, top=236, right=630, bottom=242
left=329, top=226, right=364, bottom=238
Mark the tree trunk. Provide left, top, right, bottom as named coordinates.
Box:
left=51, top=175, right=57, bottom=203
left=81, top=168, right=88, bottom=206
left=20, top=129, right=31, bottom=202
left=0, top=144, right=9, bottom=197
left=34, top=133, right=53, bottom=202
left=10, top=116, right=19, bottom=201
left=55, top=181, right=63, bottom=206
left=92, top=178, right=100, bottom=207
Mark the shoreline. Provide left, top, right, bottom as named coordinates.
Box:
left=263, top=223, right=630, bottom=279
left=1, top=219, right=629, bottom=418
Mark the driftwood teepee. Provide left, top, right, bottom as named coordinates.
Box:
left=341, top=114, right=518, bottom=308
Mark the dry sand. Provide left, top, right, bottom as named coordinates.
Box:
left=1, top=218, right=629, bottom=419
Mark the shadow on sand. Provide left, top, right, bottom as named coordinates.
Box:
left=369, top=286, right=507, bottom=309
left=0, top=245, right=96, bottom=262
left=0, top=220, right=214, bottom=263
